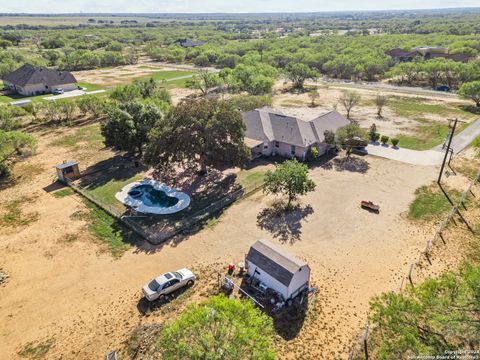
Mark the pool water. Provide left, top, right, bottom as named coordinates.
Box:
left=128, top=184, right=179, bottom=208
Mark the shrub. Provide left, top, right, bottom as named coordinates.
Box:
left=305, top=146, right=319, bottom=162
left=391, top=138, right=399, bottom=147
left=381, top=135, right=389, bottom=145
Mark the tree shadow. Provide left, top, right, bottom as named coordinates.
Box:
left=332, top=156, right=369, bottom=173
left=256, top=202, right=314, bottom=244
left=78, top=154, right=148, bottom=190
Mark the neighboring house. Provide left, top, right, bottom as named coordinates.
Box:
left=245, top=239, right=311, bottom=301
left=386, top=46, right=472, bottom=64
left=174, top=38, right=205, bottom=48
left=2, top=64, right=77, bottom=96
left=242, top=108, right=350, bottom=161
left=385, top=48, right=418, bottom=63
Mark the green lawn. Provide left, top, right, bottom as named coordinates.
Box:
left=83, top=200, right=133, bottom=257
left=236, top=170, right=267, bottom=189
left=388, top=97, right=471, bottom=118
left=138, top=70, right=196, bottom=88
left=409, top=184, right=463, bottom=220
left=86, top=173, right=144, bottom=212
left=0, top=82, right=105, bottom=105
left=397, top=119, right=468, bottom=151
left=78, top=82, right=105, bottom=92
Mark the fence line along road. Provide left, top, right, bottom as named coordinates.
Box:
left=348, top=168, right=479, bottom=360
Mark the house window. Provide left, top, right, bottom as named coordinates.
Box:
left=263, top=142, right=269, bottom=149
left=275, top=141, right=279, bottom=148
left=291, top=145, right=296, bottom=155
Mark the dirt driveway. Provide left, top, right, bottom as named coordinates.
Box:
left=0, top=125, right=438, bottom=359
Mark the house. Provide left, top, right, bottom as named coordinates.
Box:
left=386, top=46, right=472, bottom=64
left=245, top=239, right=310, bottom=301
left=242, top=109, right=350, bottom=160
left=2, top=64, right=77, bottom=96
left=385, top=48, right=419, bottom=63
left=174, top=38, right=205, bottom=48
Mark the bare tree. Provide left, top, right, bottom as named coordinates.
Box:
left=375, top=95, right=388, bottom=118
left=308, top=89, right=320, bottom=107
left=339, top=91, right=360, bottom=119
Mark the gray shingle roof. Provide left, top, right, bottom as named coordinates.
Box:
left=247, top=239, right=307, bottom=286
left=242, top=109, right=349, bottom=147
left=309, top=111, right=350, bottom=142
left=3, top=64, right=77, bottom=88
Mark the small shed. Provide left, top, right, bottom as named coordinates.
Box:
left=55, top=161, right=80, bottom=183
left=246, top=239, right=310, bottom=301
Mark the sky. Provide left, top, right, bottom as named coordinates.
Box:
left=0, top=0, right=479, bottom=14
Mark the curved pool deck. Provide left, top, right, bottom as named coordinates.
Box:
left=115, top=178, right=190, bottom=215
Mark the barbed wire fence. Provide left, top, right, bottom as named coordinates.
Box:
left=348, top=167, right=480, bottom=360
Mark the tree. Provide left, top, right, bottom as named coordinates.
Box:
left=145, top=98, right=250, bottom=174
left=458, top=81, right=480, bottom=107
left=369, top=123, right=378, bottom=142
left=335, top=122, right=368, bottom=155
left=308, top=89, right=320, bottom=107
left=323, top=130, right=336, bottom=149
left=367, top=264, right=480, bottom=359
left=264, top=159, right=316, bottom=209
left=339, top=91, right=361, bottom=119
left=284, top=63, right=319, bottom=91
left=102, top=101, right=163, bottom=156
left=186, top=71, right=222, bottom=96
left=157, top=295, right=275, bottom=360
left=110, top=84, right=141, bottom=103
left=375, top=95, right=388, bottom=118
left=77, top=96, right=105, bottom=118
left=0, top=130, right=37, bottom=178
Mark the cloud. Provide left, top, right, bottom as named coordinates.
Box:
left=1, top=0, right=478, bottom=13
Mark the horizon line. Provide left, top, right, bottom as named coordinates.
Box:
left=1, top=6, right=480, bottom=16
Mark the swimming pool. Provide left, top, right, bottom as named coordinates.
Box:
left=115, top=179, right=190, bottom=215
left=128, top=185, right=179, bottom=208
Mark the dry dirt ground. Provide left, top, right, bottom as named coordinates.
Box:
left=271, top=81, right=477, bottom=139
left=0, top=120, right=449, bottom=360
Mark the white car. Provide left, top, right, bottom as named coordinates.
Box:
left=142, top=268, right=195, bottom=301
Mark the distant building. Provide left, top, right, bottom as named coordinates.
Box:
left=174, top=38, right=205, bottom=48
left=242, top=109, right=350, bottom=161
left=385, top=48, right=419, bottom=63
left=2, top=64, right=77, bottom=96
left=386, top=46, right=472, bottom=64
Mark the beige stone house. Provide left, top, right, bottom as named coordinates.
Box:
left=242, top=109, right=350, bottom=161
left=2, top=64, right=77, bottom=96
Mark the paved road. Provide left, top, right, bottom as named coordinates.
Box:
left=321, top=79, right=459, bottom=99
left=366, top=119, right=480, bottom=166
left=366, top=145, right=445, bottom=166
left=432, top=119, right=480, bottom=154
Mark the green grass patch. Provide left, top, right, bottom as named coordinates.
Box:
left=408, top=184, right=463, bottom=220
left=397, top=121, right=468, bottom=151
left=51, top=123, right=104, bottom=150
left=388, top=97, right=470, bottom=118
left=0, top=198, right=39, bottom=228
left=78, top=82, right=104, bottom=92
left=236, top=170, right=267, bottom=189
left=18, top=338, right=55, bottom=359
left=86, top=173, right=144, bottom=211
left=52, top=187, right=75, bottom=198
left=83, top=200, right=132, bottom=257
left=138, top=70, right=195, bottom=88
